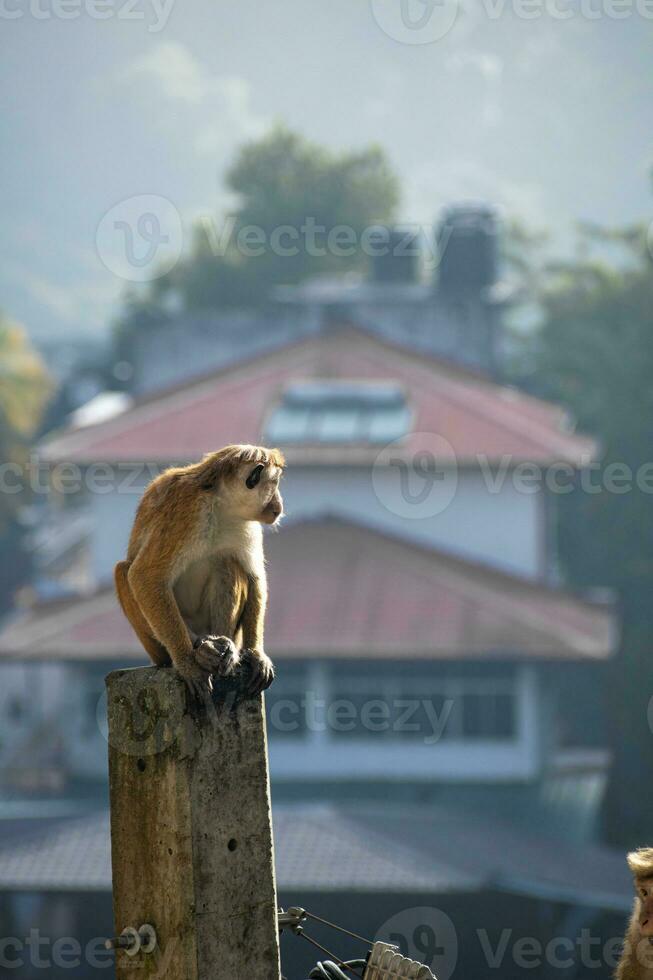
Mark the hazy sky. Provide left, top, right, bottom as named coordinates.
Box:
left=1, top=0, right=652, bottom=344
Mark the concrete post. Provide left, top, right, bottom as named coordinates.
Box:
left=106, top=666, right=281, bottom=980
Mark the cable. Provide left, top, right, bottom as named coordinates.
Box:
left=279, top=905, right=370, bottom=979
left=298, top=930, right=365, bottom=976
left=292, top=930, right=366, bottom=978
left=306, top=959, right=368, bottom=979
left=303, top=911, right=374, bottom=947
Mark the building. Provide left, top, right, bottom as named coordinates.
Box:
left=127, top=205, right=509, bottom=395
left=0, top=205, right=625, bottom=978
left=0, top=803, right=632, bottom=980
left=0, top=326, right=614, bottom=824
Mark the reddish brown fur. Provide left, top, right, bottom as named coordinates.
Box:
left=114, top=444, right=284, bottom=696
left=616, top=849, right=653, bottom=980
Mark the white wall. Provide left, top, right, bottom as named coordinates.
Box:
left=63, top=666, right=108, bottom=779
left=91, top=477, right=146, bottom=584
left=88, top=464, right=545, bottom=585
left=0, top=663, right=113, bottom=783
left=0, top=663, right=70, bottom=778
left=283, top=466, right=544, bottom=579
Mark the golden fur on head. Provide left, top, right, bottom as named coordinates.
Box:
left=194, top=444, right=285, bottom=489
left=627, top=849, right=653, bottom=880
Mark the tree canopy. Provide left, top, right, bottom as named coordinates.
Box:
left=0, top=314, right=51, bottom=611
left=509, top=222, right=653, bottom=846
left=116, top=127, right=399, bottom=348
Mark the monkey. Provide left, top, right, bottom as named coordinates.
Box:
left=615, top=848, right=653, bottom=980
left=114, top=444, right=284, bottom=698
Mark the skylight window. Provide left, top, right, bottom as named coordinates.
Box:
left=265, top=381, right=411, bottom=445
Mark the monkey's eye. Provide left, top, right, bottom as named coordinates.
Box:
left=642, top=888, right=648, bottom=898
left=246, top=464, right=265, bottom=489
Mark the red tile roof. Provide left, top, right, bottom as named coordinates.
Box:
left=40, top=328, right=595, bottom=466
left=0, top=519, right=614, bottom=662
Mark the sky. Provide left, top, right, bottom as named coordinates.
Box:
left=1, top=0, right=652, bottom=347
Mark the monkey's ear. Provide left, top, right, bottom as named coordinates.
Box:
left=246, top=464, right=265, bottom=489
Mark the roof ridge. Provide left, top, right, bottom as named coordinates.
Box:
left=39, top=323, right=587, bottom=461
left=279, top=513, right=612, bottom=608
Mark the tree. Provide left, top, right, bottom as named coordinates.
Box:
left=219, top=126, right=400, bottom=295
left=114, top=127, right=399, bottom=351
left=508, top=222, right=653, bottom=846
left=0, top=313, right=51, bottom=611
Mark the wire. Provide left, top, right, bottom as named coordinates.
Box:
left=297, top=931, right=366, bottom=978
left=280, top=905, right=372, bottom=979
left=306, top=960, right=368, bottom=980
left=303, top=911, right=374, bottom=947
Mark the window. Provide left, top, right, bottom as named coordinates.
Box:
left=265, top=381, right=412, bottom=445
left=265, top=665, right=310, bottom=739
left=7, top=697, right=26, bottom=722
left=329, top=670, right=517, bottom=742
left=266, top=666, right=519, bottom=743
left=459, top=691, right=516, bottom=738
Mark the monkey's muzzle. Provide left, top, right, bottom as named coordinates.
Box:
left=261, top=500, right=283, bottom=525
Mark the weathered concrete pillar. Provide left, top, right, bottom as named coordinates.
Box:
left=106, top=666, right=281, bottom=980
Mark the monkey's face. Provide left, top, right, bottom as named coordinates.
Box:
left=636, top=878, right=653, bottom=938
left=225, top=462, right=284, bottom=525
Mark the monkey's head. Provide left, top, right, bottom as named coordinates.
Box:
left=628, top=849, right=653, bottom=940
left=200, top=444, right=285, bottom=525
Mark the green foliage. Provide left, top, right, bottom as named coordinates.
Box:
left=113, top=127, right=399, bottom=349
left=0, top=313, right=51, bottom=510
left=223, top=125, right=399, bottom=286
left=0, top=314, right=51, bottom=442
left=0, top=313, right=51, bottom=610
left=508, top=223, right=653, bottom=846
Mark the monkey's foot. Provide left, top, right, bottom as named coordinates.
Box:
left=242, top=649, right=275, bottom=694
left=193, top=635, right=241, bottom=678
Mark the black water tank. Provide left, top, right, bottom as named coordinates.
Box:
left=436, top=204, right=498, bottom=296
left=370, top=227, right=419, bottom=283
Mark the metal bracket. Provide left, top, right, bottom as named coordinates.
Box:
left=277, top=907, right=307, bottom=935
left=105, top=923, right=158, bottom=957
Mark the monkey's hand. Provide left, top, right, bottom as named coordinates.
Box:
left=242, top=648, right=275, bottom=695
left=176, top=659, right=214, bottom=701
left=193, top=635, right=241, bottom=678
